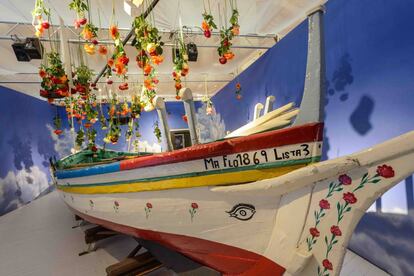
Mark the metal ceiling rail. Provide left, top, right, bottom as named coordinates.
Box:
left=0, top=35, right=271, bottom=50
left=0, top=20, right=277, bottom=39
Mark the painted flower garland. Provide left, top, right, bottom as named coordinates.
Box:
left=305, top=164, right=395, bottom=276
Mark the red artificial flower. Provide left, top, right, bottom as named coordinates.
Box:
left=79, top=18, right=87, bottom=25
left=309, top=227, right=320, bottom=237
left=39, top=69, right=47, bottom=78
left=54, top=129, right=63, bottom=135
left=84, top=123, right=92, bottom=128
left=119, top=83, right=129, bottom=91
left=219, top=56, right=227, bottom=64
left=182, top=115, right=188, bottom=123
left=175, top=95, right=181, bottom=100
left=322, top=259, right=333, bottom=271
left=343, top=192, right=357, bottom=204
left=236, top=83, right=241, bottom=90
left=40, top=89, right=48, bottom=97
left=146, top=202, right=153, bottom=208
left=319, top=199, right=330, bottom=210
left=118, top=55, right=129, bottom=65
left=41, top=21, right=50, bottom=29
left=204, top=29, right=211, bottom=38
left=91, top=145, right=97, bottom=152
left=330, top=225, right=342, bottom=236
left=338, top=174, right=352, bottom=185
left=377, top=164, right=395, bottom=178
left=191, top=202, right=198, bottom=209
left=175, top=82, right=182, bottom=91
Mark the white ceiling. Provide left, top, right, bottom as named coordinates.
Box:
left=0, top=0, right=326, bottom=101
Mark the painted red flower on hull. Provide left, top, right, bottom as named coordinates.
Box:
left=343, top=192, right=357, bottom=204
left=319, top=199, right=330, bottom=209
left=377, top=164, right=395, bottom=178
left=322, top=259, right=333, bottom=270
left=330, top=225, right=342, bottom=236
left=309, top=227, right=320, bottom=237
left=338, top=174, right=352, bottom=185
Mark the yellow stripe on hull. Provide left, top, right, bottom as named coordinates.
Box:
left=58, top=164, right=307, bottom=194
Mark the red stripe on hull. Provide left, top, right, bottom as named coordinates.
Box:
left=71, top=208, right=286, bottom=276
left=120, top=122, right=323, bottom=171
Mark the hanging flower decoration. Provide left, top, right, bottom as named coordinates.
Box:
left=75, top=129, right=85, bottom=149
left=107, top=24, right=129, bottom=84
left=69, top=0, right=99, bottom=55
left=235, top=82, right=242, bottom=100
left=31, top=0, right=50, bottom=37
left=172, top=37, right=189, bottom=98
left=73, top=64, right=93, bottom=95
left=53, top=115, right=63, bottom=135
left=68, top=0, right=88, bottom=28
left=104, top=97, right=122, bottom=144
left=81, top=23, right=99, bottom=55
left=201, top=12, right=217, bottom=38
left=153, top=121, right=162, bottom=143
left=202, top=95, right=214, bottom=115
left=132, top=15, right=164, bottom=106
left=39, top=52, right=70, bottom=101
left=217, top=7, right=239, bottom=64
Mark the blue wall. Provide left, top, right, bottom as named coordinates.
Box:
left=212, top=0, right=414, bottom=274
left=0, top=86, right=196, bottom=216
left=0, top=87, right=56, bottom=216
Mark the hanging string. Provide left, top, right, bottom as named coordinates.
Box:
left=224, top=0, right=228, bottom=29
left=218, top=3, right=222, bottom=30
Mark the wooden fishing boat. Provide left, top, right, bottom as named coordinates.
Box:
left=52, top=8, right=414, bottom=275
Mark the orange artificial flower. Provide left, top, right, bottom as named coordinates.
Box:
left=107, top=58, right=114, bottom=67
left=115, top=63, right=126, bottom=76
left=143, top=63, right=152, bottom=75
left=231, top=25, right=240, bottom=36
left=81, top=27, right=94, bottom=40
left=144, top=78, right=153, bottom=90
left=224, top=51, right=235, bottom=60
left=60, top=75, right=68, bottom=83
left=84, top=43, right=95, bottom=55
left=110, top=25, right=119, bottom=40
left=201, top=20, right=209, bottom=31
left=98, top=45, right=108, bottom=55
left=236, top=83, right=241, bottom=89
left=109, top=106, right=116, bottom=117
left=151, top=55, right=164, bottom=65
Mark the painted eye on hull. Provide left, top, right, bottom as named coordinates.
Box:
left=226, top=203, right=256, bottom=221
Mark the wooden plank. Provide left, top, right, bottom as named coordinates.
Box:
left=106, top=251, right=163, bottom=276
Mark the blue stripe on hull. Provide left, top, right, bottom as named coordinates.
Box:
left=56, top=162, right=120, bottom=179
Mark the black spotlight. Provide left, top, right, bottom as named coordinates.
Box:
left=24, top=38, right=43, bottom=59
left=187, top=42, right=198, bottom=62
left=11, top=37, right=43, bottom=62
left=12, top=41, right=31, bottom=62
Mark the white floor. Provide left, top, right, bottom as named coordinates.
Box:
left=0, top=191, right=388, bottom=276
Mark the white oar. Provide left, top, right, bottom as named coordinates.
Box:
left=228, top=120, right=292, bottom=137
left=226, top=102, right=296, bottom=138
